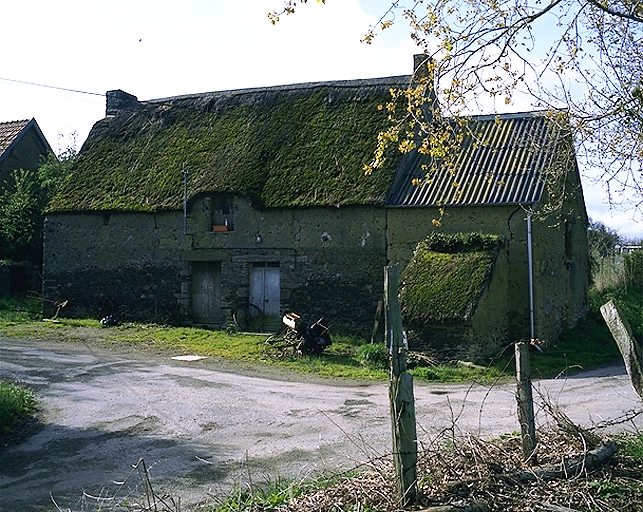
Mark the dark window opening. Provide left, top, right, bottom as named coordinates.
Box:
left=210, top=197, right=234, bottom=232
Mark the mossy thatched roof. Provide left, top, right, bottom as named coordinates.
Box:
left=49, top=78, right=409, bottom=212
left=400, top=233, right=502, bottom=323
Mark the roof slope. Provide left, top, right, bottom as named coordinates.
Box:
left=388, top=112, right=573, bottom=207
left=49, top=78, right=407, bottom=213
left=0, top=119, right=31, bottom=158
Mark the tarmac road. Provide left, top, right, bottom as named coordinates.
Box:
left=1, top=336, right=642, bottom=511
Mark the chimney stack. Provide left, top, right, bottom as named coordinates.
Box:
left=412, top=54, right=438, bottom=118
left=106, top=90, right=141, bottom=116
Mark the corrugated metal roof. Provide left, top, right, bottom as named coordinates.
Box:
left=0, top=119, right=30, bottom=155
left=387, top=112, right=569, bottom=207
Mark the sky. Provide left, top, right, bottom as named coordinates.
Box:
left=1, top=0, right=640, bottom=239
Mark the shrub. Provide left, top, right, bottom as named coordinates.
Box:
left=356, top=343, right=389, bottom=370
left=0, top=380, right=37, bottom=437
left=625, top=250, right=642, bottom=291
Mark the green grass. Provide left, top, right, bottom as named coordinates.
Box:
left=207, top=471, right=360, bottom=512
left=0, top=380, right=37, bottom=438
left=1, top=250, right=639, bottom=384
left=617, top=431, right=643, bottom=459
left=521, top=310, right=622, bottom=379
left=0, top=295, right=42, bottom=326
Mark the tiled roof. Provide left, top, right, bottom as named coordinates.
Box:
left=387, top=112, right=571, bottom=207
left=0, top=119, right=31, bottom=155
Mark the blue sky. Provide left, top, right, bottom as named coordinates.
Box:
left=1, top=0, right=640, bottom=239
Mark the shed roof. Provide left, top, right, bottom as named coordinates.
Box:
left=387, top=111, right=572, bottom=207
left=48, top=77, right=408, bottom=213
left=0, top=118, right=53, bottom=167
left=0, top=119, right=31, bottom=155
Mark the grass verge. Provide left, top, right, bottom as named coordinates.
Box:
left=0, top=380, right=37, bottom=442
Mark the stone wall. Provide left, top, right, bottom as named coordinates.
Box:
left=185, top=196, right=387, bottom=330
left=42, top=211, right=188, bottom=321
left=43, top=191, right=587, bottom=342
left=43, top=198, right=388, bottom=330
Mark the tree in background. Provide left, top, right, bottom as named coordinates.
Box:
left=271, top=0, right=642, bottom=215
left=0, top=144, right=76, bottom=264
left=588, top=219, right=622, bottom=260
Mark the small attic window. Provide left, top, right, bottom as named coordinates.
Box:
left=210, top=196, right=234, bottom=232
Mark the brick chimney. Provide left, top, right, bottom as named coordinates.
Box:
left=106, top=90, right=141, bottom=116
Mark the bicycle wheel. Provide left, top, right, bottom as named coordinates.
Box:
left=233, top=302, right=265, bottom=331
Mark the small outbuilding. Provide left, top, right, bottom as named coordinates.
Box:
left=0, top=118, right=52, bottom=188
left=1, top=118, right=54, bottom=294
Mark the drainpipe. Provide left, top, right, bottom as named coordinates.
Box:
left=183, top=168, right=189, bottom=235
left=527, top=211, right=535, bottom=340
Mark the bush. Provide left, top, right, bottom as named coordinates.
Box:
left=0, top=380, right=37, bottom=437
left=589, top=246, right=642, bottom=342
left=625, top=250, right=642, bottom=291
left=356, top=343, right=389, bottom=370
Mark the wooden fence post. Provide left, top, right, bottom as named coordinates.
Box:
left=601, top=299, right=643, bottom=400
left=515, top=341, right=537, bottom=464
left=385, top=264, right=417, bottom=505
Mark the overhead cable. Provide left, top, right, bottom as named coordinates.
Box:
left=0, top=77, right=103, bottom=96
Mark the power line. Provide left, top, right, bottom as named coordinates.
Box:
left=0, top=77, right=103, bottom=97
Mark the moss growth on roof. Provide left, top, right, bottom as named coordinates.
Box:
left=400, top=232, right=502, bottom=323
left=48, top=81, right=405, bottom=212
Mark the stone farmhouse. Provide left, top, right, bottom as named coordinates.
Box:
left=43, top=56, right=589, bottom=359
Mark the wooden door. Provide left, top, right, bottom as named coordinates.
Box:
left=249, top=262, right=280, bottom=318
left=191, top=261, right=221, bottom=324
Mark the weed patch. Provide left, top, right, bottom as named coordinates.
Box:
left=0, top=380, right=37, bottom=442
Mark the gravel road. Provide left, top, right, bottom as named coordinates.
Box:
left=1, top=336, right=641, bottom=511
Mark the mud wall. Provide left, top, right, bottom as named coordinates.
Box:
left=42, top=211, right=187, bottom=321
left=387, top=202, right=588, bottom=348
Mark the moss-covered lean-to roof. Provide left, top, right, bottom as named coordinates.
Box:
left=399, top=232, right=502, bottom=323
left=48, top=78, right=408, bottom=212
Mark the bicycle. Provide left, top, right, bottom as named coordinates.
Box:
left=264, top=327, right=301, bottom=357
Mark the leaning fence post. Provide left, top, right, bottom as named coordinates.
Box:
left=515, top=341, right=537, bottom=464
left=385, top=264, right=417, bottom=505
left=601, top=299, right=643, bottom=400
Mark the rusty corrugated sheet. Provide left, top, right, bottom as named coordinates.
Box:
left=387, top=112, right=565, bottom=207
